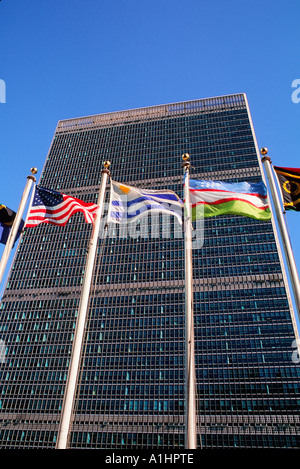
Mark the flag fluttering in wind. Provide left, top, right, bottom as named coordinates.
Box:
left=188, top=179, right=272, bottom=221
left=25, top=186, right=99, bottom=227
left=0, top=204, right=16, bottom=226
left=0, top=204, right=24, bottom=245
left=274, top=166, right=300, bottom=211
left=108, top=180, right=183, bottom=224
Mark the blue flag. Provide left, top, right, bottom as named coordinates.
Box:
left=108, top=180, right=183, bottom=224
left=0, top=204, right=24, bottom=245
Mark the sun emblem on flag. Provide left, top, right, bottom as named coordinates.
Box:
left=119, top=184, right=131, bottom=194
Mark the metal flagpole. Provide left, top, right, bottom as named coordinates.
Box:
left=261, top=148, right=300, bottom=321
left=56, top=161, right=111, bottom=449
left=182, top=153, right=197, bottom=449
left=0, top=167, right=37, bottom=286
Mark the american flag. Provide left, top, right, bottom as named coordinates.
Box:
left=25, top=186, right=99, bottom=227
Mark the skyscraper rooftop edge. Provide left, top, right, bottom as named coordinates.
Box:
left=56, top=93, right=247, bottom=133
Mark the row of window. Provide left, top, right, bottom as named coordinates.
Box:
left=13, top=246, right=279, bottom=273
left=7, top=268, right=283, bottom=290
left=2, top=364, right=298, bottom=385
left=2, top=393, right=300, bottom=414
left=0, top=428, right=299, bottom=449
left=3, top=283, right=287, bottom=310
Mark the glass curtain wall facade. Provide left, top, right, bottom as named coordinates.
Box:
left=0, top=94, right=300, bottom=448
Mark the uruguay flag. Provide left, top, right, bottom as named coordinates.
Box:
left=108, top=180, right=183, bottom=225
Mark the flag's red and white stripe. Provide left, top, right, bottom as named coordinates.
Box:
left=26, top=194, right=98, bottom=227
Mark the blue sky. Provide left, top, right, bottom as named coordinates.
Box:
left=0, top=0, right=300, bottom=317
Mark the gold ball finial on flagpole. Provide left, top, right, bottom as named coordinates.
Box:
left=182, top=153, right=190, bottom=169
left=102, top=160, right=111, bottom=175
left=260, top=147, right=271, bottom=163
left=28, top=167, right=38, bottom=182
